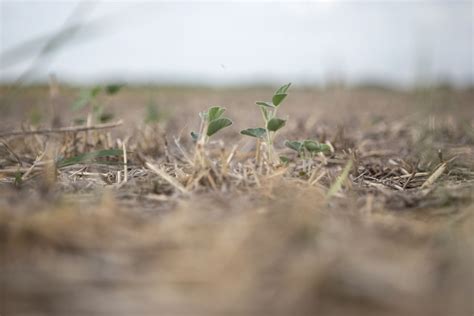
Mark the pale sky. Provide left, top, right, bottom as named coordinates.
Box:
left=1, top=0, right=473, bottom=87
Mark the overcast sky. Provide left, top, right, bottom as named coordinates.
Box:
left=1, top=0, right=473, bottom=87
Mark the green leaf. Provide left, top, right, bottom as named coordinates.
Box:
left=240, top=127, right=266, bottom=138
left=275, top=82, right=291, bottom=95
left=105, top=84, right=124, bottom=95
left=303, top=140, right=320, bottom=152
left=207, top=106, right=226, bottom=121
left=56, top=149, right=123, bottom=168
left=267, top=118, right=286, bottom=132
left=285, top=140, right=303, bottom=152
left=207, top=117, right=232, bottom=136
left=190, top=131, right=200, bottom=141
left=256, top=101, right=275, bottom=108
left=302, top=140, right=331, bottom=153
left=272, top=93, right=287, bottom=106
left=318, top=143, right=331, bottom=153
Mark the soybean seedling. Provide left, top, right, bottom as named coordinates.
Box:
left=285, top=139, right=331, bottom=158
left=72, top=84, right=124, bottom=125
left=285, top=139, right=331, bottom=173
left=240, top=83, right=291, bottom=165
left=191, top=106, right=233, bottom=167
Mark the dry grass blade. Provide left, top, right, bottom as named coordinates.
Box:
left=421, top=162, right=447, bottom=189
left=145, top=161, right=188, bottom=194
left=21, top=150, right=47, bottom=181
left=0, top=140, right=23, bottom=166
left=326, top=159, right=353, bottom=199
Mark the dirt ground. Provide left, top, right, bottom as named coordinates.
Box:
left=1, top=85, right=473, bottom=316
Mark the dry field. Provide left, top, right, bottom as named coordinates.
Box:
left=1, top=85, right=473, bottom=316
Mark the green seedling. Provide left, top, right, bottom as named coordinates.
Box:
left=72, top=84, right=124, bottom=124
left=240, top=83, right=291, bottom=164
left=285, top=139, right=331, bottom=159
left=191, top=106, right=233, bottom=168
left=191, top=106, right=233, bottom=144
left=285, top=139, right=331, bottom=174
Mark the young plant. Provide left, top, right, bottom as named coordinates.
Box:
left=191, top=106, right=233, bottom=167
left=285, top=139, right=331, bottom=173
left=240, top=83, right=291, bottom=164
left=191, top=106, right=233, bottom=145
left=285, top=139, right=331, bottom=159
left=72, top=84, right=124, bottom=125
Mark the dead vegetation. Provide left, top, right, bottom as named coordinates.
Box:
left=0, top=85, right=473, bottom=315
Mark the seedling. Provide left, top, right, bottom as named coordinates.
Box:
left=191, top=106, right=232, bottom=144
left=240, top=83, right=291, bottom=164
left=285, top=139, right=331, bottom=159
left=191, top=106, right=233, bottom=167
left=72, top=84, right=124, bottom=125
left=285, top=139, right=331, bottom=174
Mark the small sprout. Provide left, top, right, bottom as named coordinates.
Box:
left=242, top=83, right=292, bottom=164
left=192, top=106, right=233, bottom=169
left=267, top=118, right=286, bottom=132
left=71, top=84, right=120, bottom=125
left=240, top=127, right=266, bottom=138
left=286, top=139, right=331, bottom=160
left=192, top=106, right=233, bottom=143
